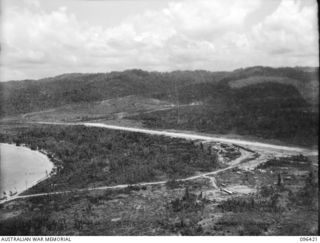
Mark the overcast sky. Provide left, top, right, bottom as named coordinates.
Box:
left=1, top=0, right=318, bottom=81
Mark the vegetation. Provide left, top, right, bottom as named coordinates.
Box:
left=256, top=154, right=311, bottom=169
left=129, top=82, right=318, bottom=146
left=213, top=155, right=318, bottom=236
left=0, top=66, right=317, bottom=117
left=215, top=170, right=318, bottom=235
left=0, top=124, right=220, bottom=193
left=1, top=67, right=317, bottom=146
left=0, top=70, right=225, bottom=117
left=0, top=66, right=318, bottom=235
left=0, top=150, right=317, bottom=235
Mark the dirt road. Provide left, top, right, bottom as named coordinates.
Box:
left=1, top=146, right=255, bottom=203
left=1, top=121, right=315, bottom=204
left=37, top=121, right=317, bottom=155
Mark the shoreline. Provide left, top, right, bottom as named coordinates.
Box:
left=0, top=143, right=56, bottom=201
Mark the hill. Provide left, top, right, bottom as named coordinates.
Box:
left=130, top=81, right=318, bottom=146
left=0, top=70, right=226, bottom=117
left=0, top=66, right=318, bottom=146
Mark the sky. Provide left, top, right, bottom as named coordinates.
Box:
left=0, top=0, right=318, bottom=81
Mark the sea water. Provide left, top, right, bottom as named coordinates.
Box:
left=0, top=143, right=54, bottom=197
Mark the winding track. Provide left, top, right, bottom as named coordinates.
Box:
left=2, top=147, right=255, bottom=203
left=1, top=121, right=317, bottom=203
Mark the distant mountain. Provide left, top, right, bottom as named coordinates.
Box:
left=223, top=66, right=319, bottom=105
left=0, top=66, right=317, bottom=117
left=0, top=69, right=226, bottom=117
left=131, top=81, right=318, bottom=146
left=1, top=66, right=318, bottom=146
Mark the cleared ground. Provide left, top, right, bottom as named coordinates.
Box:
left=18, top=95, right=173, bottom=123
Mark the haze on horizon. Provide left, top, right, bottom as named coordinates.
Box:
left=0, top=0, right=318, bottom=81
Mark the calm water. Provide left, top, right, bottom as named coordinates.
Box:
left=0, top=143, right=54, bottom=196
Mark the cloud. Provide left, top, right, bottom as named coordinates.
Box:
left=250, top=0, right=318, bottom=56
left=1, top=0, right=318, bottom=81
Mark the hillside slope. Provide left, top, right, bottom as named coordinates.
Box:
left=0, top=66, right=318, bottom=146
left=1, top=67, right=317, bottom=117
left=129, top=81, right=318, bottom=146
left=0, top=70, right=225, bottom=117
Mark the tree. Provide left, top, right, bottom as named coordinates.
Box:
left=277, top=173, right=283, bottom=187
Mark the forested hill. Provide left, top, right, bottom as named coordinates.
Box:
left=0, top=70, right=226, bottom=117
left=0, top=66, right=318, bottom=117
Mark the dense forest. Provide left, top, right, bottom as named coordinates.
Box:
left=0, top=124, right=220, bottom=193
left=0, top=66, right=318, bottom=117
left=0, top=66, right=318, bottom=146
left=0, top=70, right=226, bottom=116
left=129, top=82, right=318, bottom=146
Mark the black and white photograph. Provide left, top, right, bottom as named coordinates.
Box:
left=0, top=0, right=318, bottom=239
